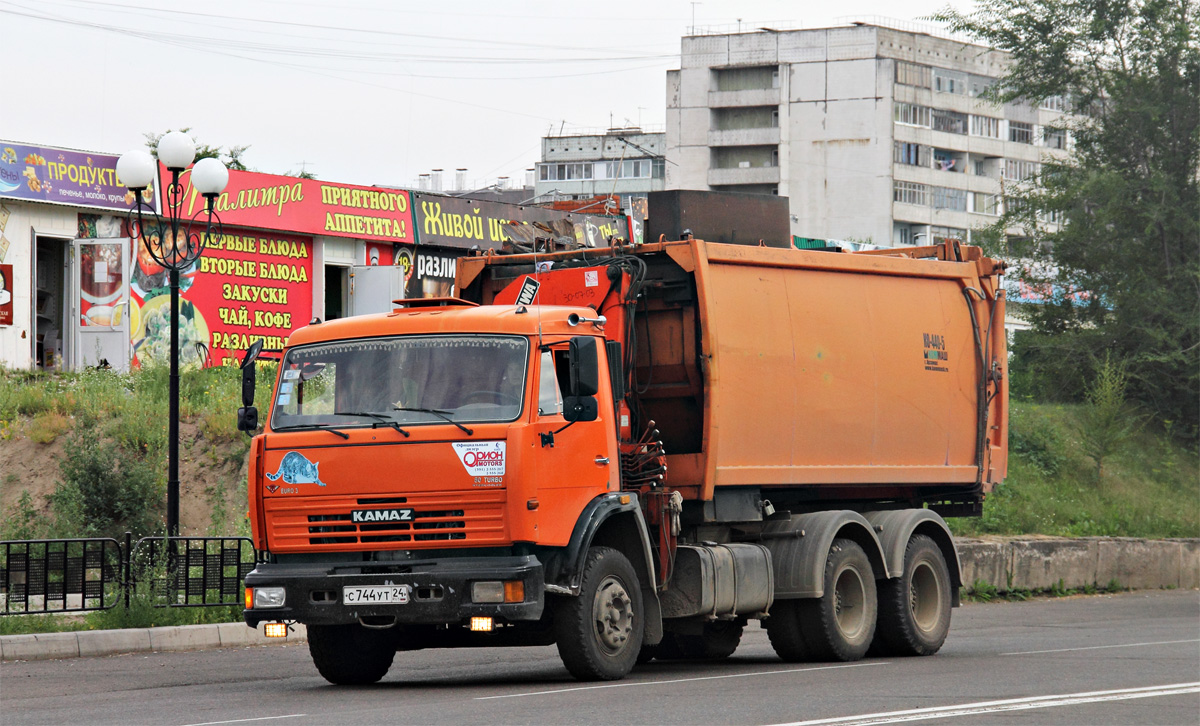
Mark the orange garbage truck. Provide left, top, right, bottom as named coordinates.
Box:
left=240, top=238, right=1008, bottom=684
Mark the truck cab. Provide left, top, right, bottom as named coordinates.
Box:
left=243, top=299, right=653, bottom=682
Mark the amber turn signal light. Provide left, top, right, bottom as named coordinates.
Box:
left=244, top=587, right=254, bottom=610
left=504, top=580, right=524, bottom=603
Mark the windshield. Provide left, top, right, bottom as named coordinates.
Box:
left=271, top=335, right=529, bottom=430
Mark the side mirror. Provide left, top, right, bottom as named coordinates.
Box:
left=237, top=341, right=263, bottom=434
left=568, top=336, right=599, bottom=397
left=240, top=340, right=263, bottom=407
left=562, top=395, right=598, bottom=423
left=236, top=406, right=259, bottom=433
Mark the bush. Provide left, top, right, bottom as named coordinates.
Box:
left=1077, top=355, right=1143, bottom=480
left=50, top=420, right=164, bottom=540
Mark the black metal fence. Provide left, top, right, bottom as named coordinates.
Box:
left=0, top=534, right=259, bottom=615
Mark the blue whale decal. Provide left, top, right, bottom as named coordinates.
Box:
left=265, top=451, right=326, bottom=486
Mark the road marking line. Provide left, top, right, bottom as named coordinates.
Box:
left=762, top=683, right=1200, bottom=726
left=475, top=661, right=886, bottom=700
left=1001, top=638, right=1200, bottom=656
left=179, top=716, right=307, bottom=726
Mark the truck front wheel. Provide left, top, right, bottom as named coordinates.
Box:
left=307, top=623, right=396, bottom=685
left=768, top=538, right=877, bottom=662
left=553, top=546, right=643, bottom=681
left=873, top=534, right=952, bottom=656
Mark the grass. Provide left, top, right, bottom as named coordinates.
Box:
left=950, top=401, right=1200, bottom=539
left=961, top=576, right=1129, bottom=603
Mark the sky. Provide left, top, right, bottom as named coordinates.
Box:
left=3, top=0, right=973, bottom=191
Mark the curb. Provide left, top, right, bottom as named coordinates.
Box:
left=2, top=536, right=1196, bottom=662
left=1, top=621, right=307, bottom=662
left=956, top=536, right=1200, bottom=592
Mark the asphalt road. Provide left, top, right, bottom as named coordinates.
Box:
left=3, top=590, right=1197, bottom=726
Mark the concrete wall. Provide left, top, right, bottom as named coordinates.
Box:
left=956, top=537, right=1200, bottom=593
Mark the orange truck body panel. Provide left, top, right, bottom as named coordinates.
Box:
left=459, top=239, right=1007, bottom=506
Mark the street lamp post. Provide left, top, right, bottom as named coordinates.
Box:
left=118, top=132, right=228, bottom=537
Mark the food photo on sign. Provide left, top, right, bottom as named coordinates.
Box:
left=0, top=264, right=13, bottom=325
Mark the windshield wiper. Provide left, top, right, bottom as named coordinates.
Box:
left=272, top=424, right=350, bottom=439
left=334, top=411, right=411, bottom=437
left=393, top=407, right=474, bottom=436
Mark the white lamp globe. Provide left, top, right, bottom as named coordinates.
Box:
left=157, top=131, right=196, bottom=170
left=191, top=157, right=229, bottom=196
left=117, top=149, right=156, bottom=189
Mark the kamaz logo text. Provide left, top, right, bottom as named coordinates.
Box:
left=351, top=508, right=414, bottom=523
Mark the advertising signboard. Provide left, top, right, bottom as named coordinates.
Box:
left=411, top=193, right=630, bottom=250
left=0, top=141, right=160, bottom=212
left=160, top=164, right=414, bottom=244
left=128, top=228, right=314, bottom=368
left=0, top=264, right=12, bottom=325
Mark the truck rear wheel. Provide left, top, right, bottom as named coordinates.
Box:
left=553, top=546, right=643, bottom=681
left=873, top=534, right=952, bottom=656
left=307, top=623, right=396, bottom=685
left=768, top=538, right=877, bottom=662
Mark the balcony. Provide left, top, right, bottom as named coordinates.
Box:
left=708, top=127, right=781, bottom=147
left=708, top=88, right=781, bottom=108
left=708, top=166, right=780, bottom=186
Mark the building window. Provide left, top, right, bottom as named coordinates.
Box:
left=894, top=141, right=930, bottom=167
left=1040, top=95, right=1066, bottom=112
left=894, top=181, right=928, bottom=206
left=1009, top=121, right=1034, bottom=144
left=894, top=102, right=931, bottom=127
left=932, top=109, right=968, bottom=134
left=771, top=108, right=780, bottom=127
left=539, top=162, right=593, bottom=181
left=1003, top=159, right=1039, bottom=181
left=896, top=61, right=931, bottom=88
left=932, top=187, right=968, bottom=211
left=969, top=75, right=997, bottom=98
left=933, top=68, right=968, bottom=95
left=1044, top=127, right=1067, bottom=150
left=605, top=160, right=653, bottom=179
left=970, top=115, right=1001, bottom=138
left=652, top=158, right=665, bottom=179
left=972, top=192, right=1000, bottom=215
left=930, top=226, right=967, bottom=244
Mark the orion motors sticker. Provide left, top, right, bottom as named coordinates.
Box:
left=452, top=441, right=506, bottom=477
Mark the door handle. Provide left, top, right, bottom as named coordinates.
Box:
left=594, top=456, right=610, bottom=466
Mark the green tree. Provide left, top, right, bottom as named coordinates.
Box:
left=1077, top=354, right=1143, bottom=479
left=935, top=0, right=1200, bottom=439
left=143, top=129, right=250, bottom=171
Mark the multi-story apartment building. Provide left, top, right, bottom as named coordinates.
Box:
left=665, top=21, right=1072, bottom=247
left=534, top=127, right=667, bottom=212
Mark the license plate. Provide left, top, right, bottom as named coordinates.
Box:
left=343, top=585, right=410, bottom=604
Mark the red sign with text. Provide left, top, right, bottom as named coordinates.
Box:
left=159, top=164, right=413, bottom=244
left=130, top=228, right=313, bottom=368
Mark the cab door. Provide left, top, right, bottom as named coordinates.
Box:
left=531, top=345, right=619, bottom=546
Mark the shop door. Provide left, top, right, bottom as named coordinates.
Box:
left=348, top=264, right=406, bottom=316
left=73, top=238, right=131, bottom=371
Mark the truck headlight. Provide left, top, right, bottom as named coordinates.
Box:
left=253, top=586, right=287, bottom=608
left=472, top=581, right=504, bottom=603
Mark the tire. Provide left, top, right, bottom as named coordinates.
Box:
left=669, top=620, right=744, bottom=660
left=766, top=600, right=812, bottom=661
left=769, top=538, right=877, bottom=662
left=307, top=623, right=396, bottom=685
left=873, top=534, right=952, bottom=656
left=553, top=546, right=644, bottom=681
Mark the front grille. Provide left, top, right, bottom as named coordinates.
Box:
left=266, top=491, right=506, bottom=551
left=305, top=509, right=467, bottom=544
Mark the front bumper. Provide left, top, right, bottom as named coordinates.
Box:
left=243, top=555, right=545, bottom=627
